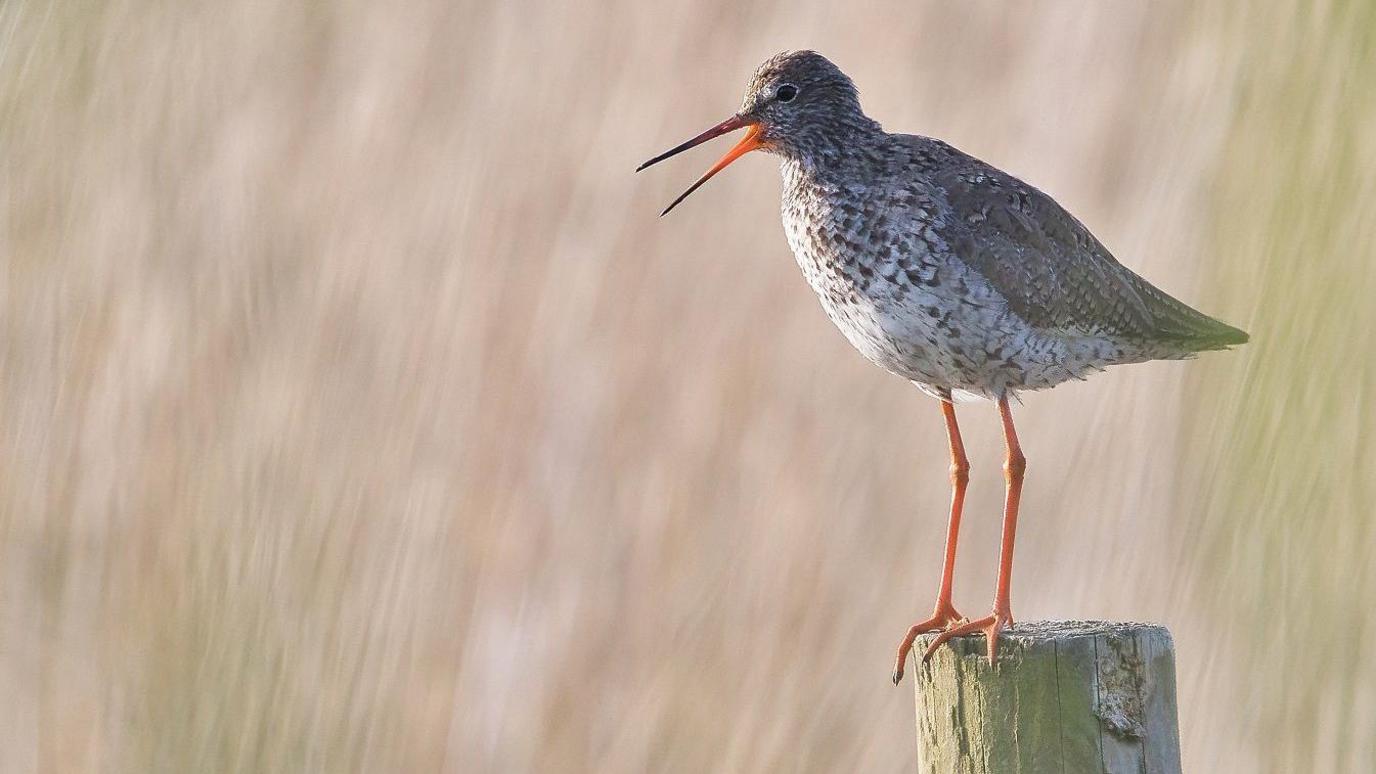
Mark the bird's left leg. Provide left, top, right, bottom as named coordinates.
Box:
left=921, top=395, right=1025, bottom=666
left=892, top=396, right=970, bottom=684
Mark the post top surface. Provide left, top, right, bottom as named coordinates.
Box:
left=993, top=619, right=1169, bottom=639
left=916, top=619, right=1173, bottom=648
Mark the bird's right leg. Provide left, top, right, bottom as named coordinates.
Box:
left=920, top=395, right=1024, bottom=667
left=892, top=396, right=969, bottom=685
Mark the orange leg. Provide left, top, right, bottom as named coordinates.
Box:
left=922, top=395, right=1025, bottom=666
left=892, top=397, right=970, bottom=684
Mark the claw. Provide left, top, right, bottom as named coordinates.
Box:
left=891, top=605, right=964, bottom=684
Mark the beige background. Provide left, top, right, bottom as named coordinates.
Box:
left=2, top=1, right=1372, bottom=771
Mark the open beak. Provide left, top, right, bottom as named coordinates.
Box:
left=636, top=115, right=764, bottom=216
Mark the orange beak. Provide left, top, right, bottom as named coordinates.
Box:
left=637, top=115, right=765, bottom=216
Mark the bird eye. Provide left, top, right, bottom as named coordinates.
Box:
left=776, top=84, right=799, bottom=103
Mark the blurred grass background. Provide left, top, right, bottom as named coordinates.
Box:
left=1, top=0, right=1372, bottom=771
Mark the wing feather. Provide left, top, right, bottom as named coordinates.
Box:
left=928, top=150, right=1247, bottom=351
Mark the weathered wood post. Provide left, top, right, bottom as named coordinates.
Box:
left=911, top=621, right=1181, bottom=773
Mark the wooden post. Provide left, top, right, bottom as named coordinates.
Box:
left=911, top=621, right=1181, bottom=774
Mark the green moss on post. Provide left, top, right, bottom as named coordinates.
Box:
left=912, top=621, right=1181, bottom=774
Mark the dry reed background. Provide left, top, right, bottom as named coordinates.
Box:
left=2, top=0, right=1373, bottom=772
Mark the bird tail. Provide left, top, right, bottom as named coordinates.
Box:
left=1134, top=279, right=1249, bottom=352
left=1185, top=318, right=1249, bottom=350
left=1154, top=304, right=1249, bottom=352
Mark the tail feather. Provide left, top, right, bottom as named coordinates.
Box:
left=1159, top=308, right=1248, bottom=352
left=1134, top=277, right=1249, bottom=351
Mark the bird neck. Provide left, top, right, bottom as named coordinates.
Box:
left=771, top=117, right=884, bottom=171
left=777, top=125, right=887, bottom=193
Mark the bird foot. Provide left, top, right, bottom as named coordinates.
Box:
left=921, top=607, right=1013, bottom=666
left=891, top=604, right=966, bottom=685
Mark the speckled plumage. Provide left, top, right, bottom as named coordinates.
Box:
left=744, top=51, right=1248, bottom=400
left=639, top=49, right=1250, bottom=678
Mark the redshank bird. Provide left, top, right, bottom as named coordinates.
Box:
left=637, top=51, right=1247, bottom=684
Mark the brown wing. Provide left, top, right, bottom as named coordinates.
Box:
left=931, top=153, right=1247, bottom=351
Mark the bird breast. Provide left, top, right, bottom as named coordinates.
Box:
left=778, top=159, right=1029, bottom=395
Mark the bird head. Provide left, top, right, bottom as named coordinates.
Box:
left=637, top=51, right=879, bottom=215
